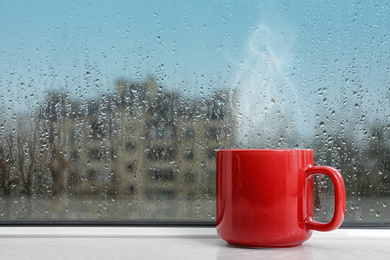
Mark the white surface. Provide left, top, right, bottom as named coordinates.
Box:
left=1, top=227, right=390, bottom=259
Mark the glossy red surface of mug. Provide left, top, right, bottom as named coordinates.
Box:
left=216, top=149, right=346, bottom=248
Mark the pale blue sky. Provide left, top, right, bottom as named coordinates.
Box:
left=1, top=0, right=260, bottom=98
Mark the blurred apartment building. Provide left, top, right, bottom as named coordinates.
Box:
left=38, top=77, right=234, bottom=202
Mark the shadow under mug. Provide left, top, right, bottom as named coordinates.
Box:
left=216, top=149, right=346, bottom=248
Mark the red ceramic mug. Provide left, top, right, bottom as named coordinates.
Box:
left=216, top=149, right=346, bottom=248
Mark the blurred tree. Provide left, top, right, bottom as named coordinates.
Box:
left=360, top=125, right=390, bottom=197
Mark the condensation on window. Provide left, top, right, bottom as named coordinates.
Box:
left=0, top=1, right=389, bottom=224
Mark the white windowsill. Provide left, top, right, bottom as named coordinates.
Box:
left=1, top=227, right=389, bottom=259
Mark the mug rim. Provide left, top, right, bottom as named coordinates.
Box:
left=216, top=149, right=313, bottom=153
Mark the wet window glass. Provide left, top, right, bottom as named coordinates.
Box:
left=0, top=0, right=389, bottom=225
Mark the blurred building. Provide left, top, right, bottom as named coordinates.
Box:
left=38, top=77, right=234, bottom=204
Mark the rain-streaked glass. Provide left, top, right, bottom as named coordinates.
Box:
left=1, top=0, right=389, bottom=225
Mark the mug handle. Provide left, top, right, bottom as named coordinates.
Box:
left=304, top=166, right=346, bottom=231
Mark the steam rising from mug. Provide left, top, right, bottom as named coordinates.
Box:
left=230, top=14, right=300, bottom=147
